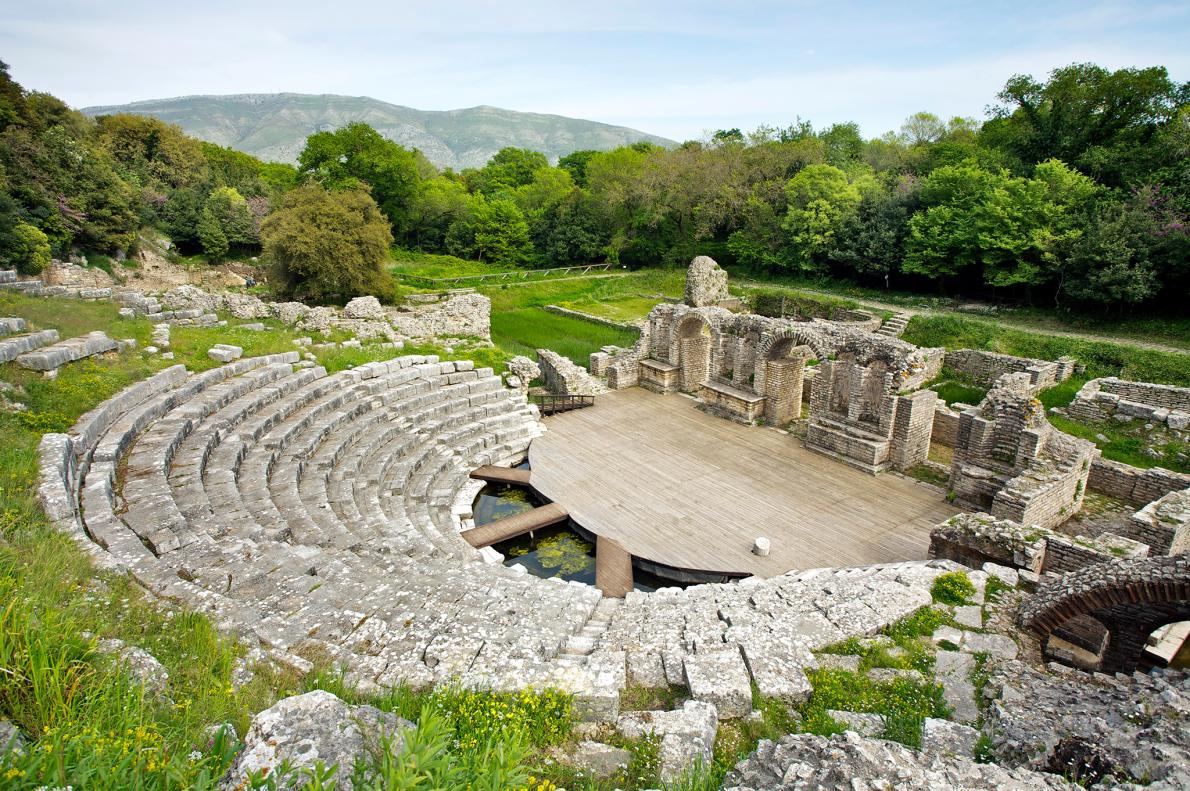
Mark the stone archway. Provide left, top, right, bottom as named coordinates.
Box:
left=675, top=314, right=713, bottom=393
left=1020, top=555, right=1190, bottom=673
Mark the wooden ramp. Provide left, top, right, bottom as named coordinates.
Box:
left=469, top=465, right=532, bottom=485
left=595, top=535, right=633, bottom=598
left=460, top=502, right=569, bottom=548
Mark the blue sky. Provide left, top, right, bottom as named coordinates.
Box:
left=3, top=0, right=1187, bottom=141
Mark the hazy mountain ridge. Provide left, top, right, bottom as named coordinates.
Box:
left=81, top=93, right=675, bottom=169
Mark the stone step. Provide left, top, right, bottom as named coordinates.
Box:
left=16, top=330, right=118, bottom=371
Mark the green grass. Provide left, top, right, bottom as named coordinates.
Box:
left=931, top=571, right=976, bottom=606
left=389, top=249, right=509, bottom=280
left=555, top=296, right=659, bottom=324
left=491, top=308, right=639, bottom=367
left=903, top=314, right=1190, bottom=387
left=0, top=294, right=571, bottom=788
left=1049, top=412, right=1189, bottom=473
left=930, top=381, right=988, bottom=407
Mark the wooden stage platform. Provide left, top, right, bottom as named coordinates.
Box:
left=528, top=387, right=958, bottom=578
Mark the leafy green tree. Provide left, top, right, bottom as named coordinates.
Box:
left=781, top=164, right=862, bottom=271
left=261, top=184, right=393, bottom=302
left=983, top=63, right=1188, bottom=186
left=408, top=176, right=472, bottom=251
left=298, top=123, right=423, bottom=235
left=828, top=180, right=919, bottom=286
left=534, top=191, right=608, bottom=265
left=818, top=123, right=864, bottom=167
left=1055, top=197, right=1159, bottom=307
left=197, top=186, right=256, bottom=260
left=470, top=197, right=533, bottom=265
left=469, top=147, right=549, bottom=196
left=557, top=149, right=598, bottom=187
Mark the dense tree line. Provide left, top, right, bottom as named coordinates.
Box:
left=1, top=60, right=1186, bottom=310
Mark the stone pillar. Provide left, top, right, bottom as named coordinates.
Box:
left=679, top=336, right=711, bottom=393
left=890, top=390, right=938, bottom=472
left=765, top=358, right=806, bottom=425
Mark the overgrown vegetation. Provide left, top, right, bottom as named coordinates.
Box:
left=903, top=315, right=1190, bottom=387
left=931, top=571, right=976, bottom=605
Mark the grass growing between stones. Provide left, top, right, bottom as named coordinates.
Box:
left=0, top=295, right=571, bottom=788
left=1048, top=411, right=1189, bottom=473
left=800, top=607, right=955, bottom=749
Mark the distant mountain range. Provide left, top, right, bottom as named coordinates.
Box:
left=81, top=93, right=675, bottom=170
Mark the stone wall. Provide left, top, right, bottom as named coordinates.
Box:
left=2, top=271, right=491, bottom=344
left=1121, top=487, right=1190, bottom=555
left=537, top=349, right=606, bottom=396
left=949, top=373, right=1095, bottom=530
left=1087, top=457, right=1190, bottom=504
left=1042, top=533, right=1149, bottom=574
left=1067, top=377, right=1190, bottom=429
left=943, top=349, right=1076, bottom=391
left=931, top=402, right=962, bottom=446
left=805, top=359, right=937, bottom=474
left=545, top=304, right=641, bottom=331
left=929, top=512, right=1148, bottom=576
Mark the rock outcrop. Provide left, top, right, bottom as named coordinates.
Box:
left=684, top=255, right=730, bottom=308
left=221, top=690, right=411, bottom=789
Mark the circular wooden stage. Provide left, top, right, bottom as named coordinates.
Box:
left=528, top=387, right=958, bottom=579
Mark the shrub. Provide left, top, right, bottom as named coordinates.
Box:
left=931, top=571, right=976, bottom=605
left=261, top=184, right=394, bottom=304
left=8, top=222, right=51, bottom=275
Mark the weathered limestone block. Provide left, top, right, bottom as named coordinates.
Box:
left=0, top=329, right=59, bottom=363
left=97, top=637, right=169, bottom=697
left=343, top=295, right=386, bottom=320
left=506, top=355, right=541, bottom=393
left=208, top=344, right=243, bottom=363
left=684, top=646, right=753, bottom=718
left=723, top=731, right=1076, bottom=790
left=0, top=317, right=27, bottom=335
left=221, top=691, right=411, bottom=790
left=617, top=700, right=718, bottom=784
left=827, top=710, right=885, bottom=736
left=684, top=255, right=731, bottom=308
left=920, top=717, right=979, bottom=759
left=17, top=330, right=118, bottom=370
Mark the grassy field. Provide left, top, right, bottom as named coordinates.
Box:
left=490, top=307, right=638, bottom=365
left=477, top=270, right=683, bottom=366
left=727, top=269, right=1190, bottom=351
left=904, top=314, right=1190, bottom=387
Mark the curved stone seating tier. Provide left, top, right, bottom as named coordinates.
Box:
left=38, top=351, right=959, bottom=718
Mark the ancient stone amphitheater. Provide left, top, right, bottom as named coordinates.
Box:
left=6, top=257, right=1189, bottom=786
left=33, top=343, right=953, bottom=722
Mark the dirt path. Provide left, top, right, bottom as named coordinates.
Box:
left=739, top=281, right=1189, bottom=356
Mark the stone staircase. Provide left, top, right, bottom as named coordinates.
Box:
left=875, top=312, right=910, bottom=338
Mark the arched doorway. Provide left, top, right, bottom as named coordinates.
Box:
left=675, top=315, right=712, bottom=393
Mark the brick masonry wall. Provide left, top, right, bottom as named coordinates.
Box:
left=931, top=403, right=962, bottom=447
left=943, top=349, right=1073, bottom=391
left=1087, top=457, right=1190, bottom=505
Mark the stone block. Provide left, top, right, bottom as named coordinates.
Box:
left=208, top=344, right=244, bottom=363
left=684, top=646, right=752, bottom=718
left=920, top=717, right=979, bottom=758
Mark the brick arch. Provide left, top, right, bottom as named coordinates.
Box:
left=1019, top=555, right=1190, bottom=673
left=752, top=328, right=832, bottom=396
left=669, top=313, right=717, bottom=393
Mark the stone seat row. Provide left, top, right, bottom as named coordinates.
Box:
left=39, top=349, right=966, bottom=722
left=51, top=352, right=603, bottom=691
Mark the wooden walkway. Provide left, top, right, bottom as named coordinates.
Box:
left=469, top=465, right=532, bottom=485
left=529, top=388, right=958, bottom=578
left=460, top=502, right=569, bottom=548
